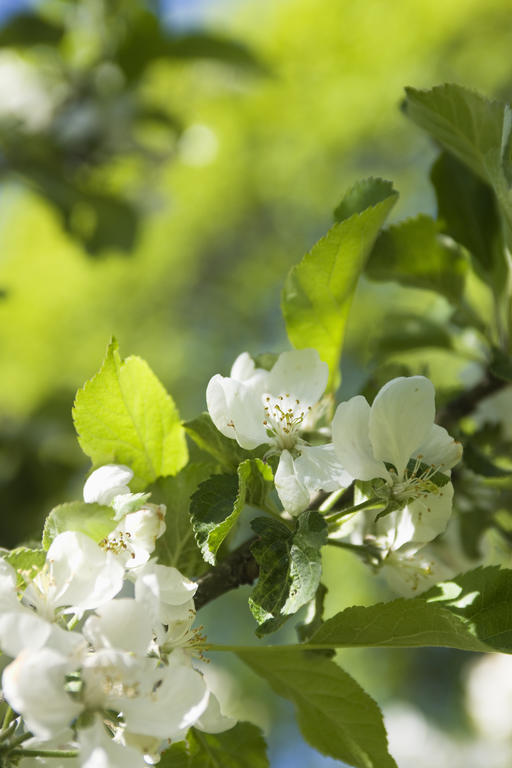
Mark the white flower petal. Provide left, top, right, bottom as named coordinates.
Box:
left=83, top=599, right=153, bottom=656
left=48, top=531, right=124, bottom=612
left=404, top=482, right=454, bottom=547
left=274, top=450, right=311, bottom=516
left=2, top=648, right=82, bottom=741
left=206, top=375, right=267, bottom=449
left=121, top=663, right=209, bottom=740
left=381, top=548, right=452, bottom=596
left=230, top=352, right=269, bottom=393
left=413, top=424, right=462, bottom=472
left=332, top=396, right=389, bottom=481
left=194, top=691, right=237, bottom=734
left=294, top=443, right=352, bottom=492
left=369, top=376, right=435, bottom=477
left=83, top=465, right=133, bottom=505
left=79, top=717, right=142, bottom=768
left=267, top=349, right=328, bottom=404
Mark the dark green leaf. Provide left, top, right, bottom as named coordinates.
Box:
left=404, top=85, right=512, bottom=248
left=424, top=566, right=512, bottom=653
left=334, top=177, right=397, bottom=223
left=190, top=459, right=273, bottom=565
left=237, top=648, right=397, bottom=768
left=185, top=413, right=265, bottom=473
left=0, top=13, right=64, bottom=47
left=151, top=464, right=214, bottom=577
left=489, top=347, right=512, bottom=382
left=42, top=502, right=116, bottom=550
left=159, top=723, right=269, bottom=768
left=249, top=510, right=327, bottom=635
left=367, top=214, right=467, bottom=303
left=431, top=151, right=504, bottom=285
left=307, top=596, right=489, bottom=652
left=296, top=582, right=333, bottom=653
left=282, top=178, right=398, bottom=390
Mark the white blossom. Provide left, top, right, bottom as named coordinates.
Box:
left=207, top=349, right=350, bottom=514
left=332, top=376, right=462, bottom=547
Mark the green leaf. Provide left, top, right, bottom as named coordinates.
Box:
left=334, top=177, right=398, bottom=223
left=282, top=178, right=398, bottom=390
left=150, top=463, right=214, bottom=577
left=307, top=596, right=489, bottom=653
left=296, top=582, right=333, bottom=653
left=306, top=566, right=512, bottom=654
left=249, top=510, right=327, bottom=635
left=2, top=547, right=46, bottom=586
left=366, top=214, right=467, bottom=303
left=430, top=151, right=504, bottom=286
left=424, top=566, right=512, bottom=653
left=42, top=502, right=117, bottom=551
left=190, top=459, right=273, bottom=565
left=185, top=413, right=264, bottom=472
left=237, top=648, right=397, bottom=768
left=159, top=723, right=269, bottom=768
left=0, top=13, right=64, bottom=47
left=73, top=339, right=187, bottom=489
left=404, top=85, right=512, bottom=248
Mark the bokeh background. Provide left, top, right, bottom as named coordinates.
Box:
left=2, top=0, right=512, bottom=765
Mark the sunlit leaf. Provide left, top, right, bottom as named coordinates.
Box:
left=42, top=502, right=116, bottom=551
left=73, top=339, right=188, bottom=489
left=282, top=178, right=397, bottom=390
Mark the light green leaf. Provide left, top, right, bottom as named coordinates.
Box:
left=190, top=459, right=273, bottom=565
left=2, top=547, right=47, bottom=586
left=282, top=178, right=398, bottom=390
left=42, top=501, right=116, bottom=550
left=249, top=510, right=327, bottom=635
left=73, top=339, right=187, bottom=489
left=185, top=413, right=265, bottom=473
left=404, top=85, right=512, bottom=247
left=158, top=723, right=269, bottom=768
left=237, top=648, right=397, bottom=768
left=150, top=463, right=214, bottom=577
left=367, top=214, right=467, bottom=303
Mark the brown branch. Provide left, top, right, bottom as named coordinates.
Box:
left=194, top=536, right=259, bottom=611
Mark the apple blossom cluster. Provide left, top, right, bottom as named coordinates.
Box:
left=0, top=466, right=234, bottom=767
left=207, top=348, right=463, bottom=593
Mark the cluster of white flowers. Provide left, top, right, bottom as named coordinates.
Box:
left=0, top=465, right=234, bottom=767
left=207, top=349, right=463, bottom=593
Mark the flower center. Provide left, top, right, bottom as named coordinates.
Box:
left=387, top=455, right=446, bottom=504
left=262, top=393, right=311, bottom=451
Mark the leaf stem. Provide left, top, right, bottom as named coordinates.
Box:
left=1, top=706, right=14, bottom=732
left=318, top=487, right=348, bottom=513
left=325, top=497, right=383, bottom=523
left=8, top=748, right=79, bottom=758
